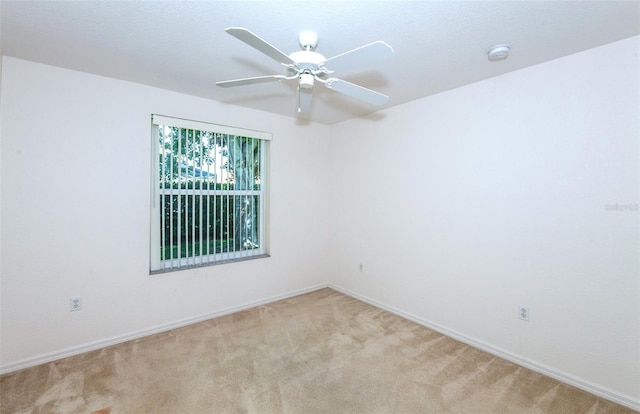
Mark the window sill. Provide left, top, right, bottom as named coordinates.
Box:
left=150, top=254, right=271, bottom=275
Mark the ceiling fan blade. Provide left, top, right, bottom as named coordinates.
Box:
left=225, top=27, right=296, bottom=66
left=322, top=41, right=394, bottom=73
left=297, top=87, right=312, bottom=113
left=216, top=75, right=286, bottom=88
left=324, top=78, right=389, bottom=106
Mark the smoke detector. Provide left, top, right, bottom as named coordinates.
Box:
left=488, top=44, right=510, bottom=61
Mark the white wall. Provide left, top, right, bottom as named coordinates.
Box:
left=0, top=57, right=330, bottom=370
left=0, top=3, right=4, bottom=333
left=329, top=36, right=639, bottom=406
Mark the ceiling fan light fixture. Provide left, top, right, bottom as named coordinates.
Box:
left=299, top=72, right=314, bottom=89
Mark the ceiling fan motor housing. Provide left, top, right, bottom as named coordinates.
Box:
left=290, top=50, right=327, bottom=88
left=289, top=50, right=326, bottom=66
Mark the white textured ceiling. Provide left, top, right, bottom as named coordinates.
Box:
left=2, top=1, right=639, bottom=125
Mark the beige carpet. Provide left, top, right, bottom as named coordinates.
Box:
left=0, top=288, right=635, bottom=413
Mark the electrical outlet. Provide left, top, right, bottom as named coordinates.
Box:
left=519, top=305, right=529, bottom=321
left=70, top=296, right=82, bottom=312
left=359, top=264, right=363, bottom=272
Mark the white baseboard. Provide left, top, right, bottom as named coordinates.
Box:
left=0, top=283, right=328, bottom=375
left=328, top=283, right=640, bottom=412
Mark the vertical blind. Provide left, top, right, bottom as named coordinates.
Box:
left=150, top=115, right=270, bottom=273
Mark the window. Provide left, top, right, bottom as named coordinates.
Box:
left=150, top=115, right=270, bottom=273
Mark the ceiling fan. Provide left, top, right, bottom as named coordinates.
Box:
left=216, top=27, right=394, bottom=114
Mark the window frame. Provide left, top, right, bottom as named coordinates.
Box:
left=150, top=115, right=270, bottom=273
